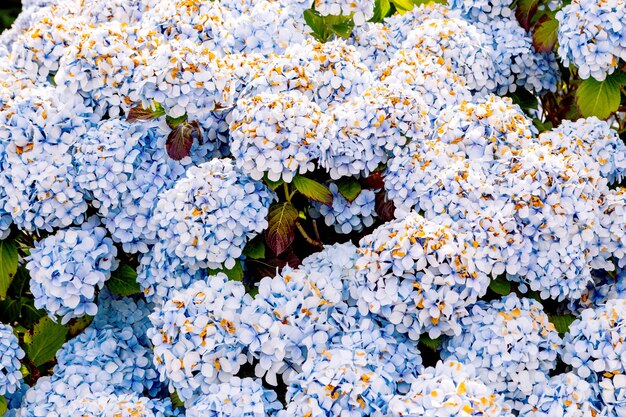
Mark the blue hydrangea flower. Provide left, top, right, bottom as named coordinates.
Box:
left=568, top=269, right=626, bottom=314
left=538, top=117, right=626, bottom=184
left=388, top=360, right=514, bottom=417
left=599, top=373, right=626, bottom=417
left=148, top=275, right=252, bottom=401
left=284, top=348, right=396, bottom=417
left=520, top=372, right=602, bottom=417
left=310, top=183, right=377, bottom=234
left=0, top=323, right=25, bottom=396
left=150, top=158, right=275, bottom=270
left=349, top=23, right=398, bottom=72
left=353, top=212, right=492, bottom=339
left=447, top=0, right=514, bottom=20
left=313, top=0, right=375, bottom=26
left=562, top=299, right=626, bottom=380
left=66, top=393, right=178, bottom=417
left=0, top=86, right=96, bottom=232
left=556, top=0, right=626, bottom=81
left=441, top=294, right=562, bottom=410
left=229, top=90, right=329, bottom=182
left=75, top=119, right=193, bottom=254
left=184, top=378, right=284, bottom=417
left=26, top=218, right=119, bottom=324
left=319, top=85, right=430, bottom=179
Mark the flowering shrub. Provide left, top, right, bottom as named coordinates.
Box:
left=0, top=0, right=624, bottom=416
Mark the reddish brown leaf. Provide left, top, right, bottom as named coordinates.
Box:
left=126, top=104, right=165, bottom=122
left=362, top=171, right=385, bottom=190
left=265, top=202, right=299, bottom=255
left=375, top=191, right=395, bottom=221
left=532, top=14, right=559, bottom=53
left=166, top=120, right=202, bottom=161
left=515, top=0, right=539, bottom=31
left=246, top=250, right=301, bottom=283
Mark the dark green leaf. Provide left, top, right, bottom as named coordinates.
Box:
left=507, top=88, right=539, bottom=112
left=166, top=113, right=188, bottom=129
left=166, top=120, right=202, bottom=161
left=209, top=260, right=244, bottom=282
left=171, top=391, right=184, bottom=408
left=126, top=103, right=165, bottom=122
left=611, top=71, right=626, bottom=85
left=419, top=335, right=442, bottom=350
left=515, top=0, right=539, bottom=31
left=243, top=238, right=265, bottom=260
left=0, top=395, right=6, bottom=416
left=107, top=265, right=140, bottom=297
left=303, top=9, right=330, bottom=42
left=24, top=317, right=67, bottom=367
left=576, top=74, right=621, bottom=119
left=532, top=118, right=553, bottom=133
left=67, top=315, right=94, bottom=338
left=549, top=314, right=576, bottom=336
left=263, top=174, right=285, bottom=191
left=489, top=276, right=512, bottom=296
left=0, top=237, right=18, bottom=300
left=532, top=14, right=558, bottom=52
left=293, top=175, right=333, bottom=205
left=336, top=178, right=362, bottom=203
left=266, top=203, right=299, bottom=255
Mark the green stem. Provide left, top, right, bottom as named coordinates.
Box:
left=295, top=222, right=323, bottom=249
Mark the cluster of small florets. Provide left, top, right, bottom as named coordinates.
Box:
left=310, top=183, right=377, bottom=234
left=441, top=294, right=562, bottom=410
left=0, top=323, right=25, bottom=396
left=148, top=275, right=252, bottom=401
left=2, top=0, right=626, bottom=415
left=388, top=360, right=514, bottom=417
left=26, top=218, right=119, bottom=323
left=150, top=158, right=275, bottom=270
left=556, top=0, right=626, bottom=80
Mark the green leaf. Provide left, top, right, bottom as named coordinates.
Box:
left=165, top=113, right=188, bottom=129
left=209, top=260, right=244, bottom=282
left=532, top=14, right=558, bottom=52
left=507, top=88, right=539, bottom=112
left=370, top=0, right=391, bottom=22
left=0, top=395, right=6, bottom=417
left=293, top=175, right=333, bottom=205
left=390, top=0, right=415, bottom=12
left=549, top=314, right=576, bottom=336
left=263, top=174, right=285, bottom=191
left=126, top=103, right=165, bottom=122
left=67, top=315, right=94, bottom=338
left=242, top=238, right=265, bottom=260
left=170, top=391, right=184, bottom=408
left=612, top=71, right=626, bottom=85
left=419, top=335, right=442, bottom=350
left=107, top=265, right=140, bottom=297
left=576, top=74, right=621, bottom=119
left=303, top=9, right=331, bottom=42
left=24, top=317, right=67, bottom=367
left=489, top=276, right=512, bottom=296
left=266, top=202, right=299, bottom=256
left=335, top=178, right=362, bottom=203
left=325, top=15, right=355, bottom=38
left=515, top=0, right=539, bottom=31
left=0, top=237, right=18, bottom=300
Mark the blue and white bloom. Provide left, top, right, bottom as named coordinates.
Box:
left=310, top=183, right=377, bottom=234
left=151, top=158, right=274, bottom=270
left=442, top=295, right=561, bottom=410
left=66, top=393, right=178, bottom=417
left=184, top=378, right=283, bottom=417
left=313, top=0, right=375, bottom=26
left=26, top=218, right=119, bottom=324
left=148, top=276, right=252, bottom=401
left=0, top=323, right=25, bottom=396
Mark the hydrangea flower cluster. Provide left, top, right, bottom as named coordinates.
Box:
left=441, top=294, right=562, bottom=410
left=150, top=158, right=275, bottom=270
left=148, top=275, right=252, bottom=401
left=0, top=323, right=25, bottom=396
left=310, top=183, right=377, bottom=234
left=26, top=218, right=119, bottom=324
left=1, top=0, right=626, bottom=415
left=388, top=360, right=513, bottom=417
left=556, top=0, right=626, bottom=80
left=184, top=378, right=284, bottom=417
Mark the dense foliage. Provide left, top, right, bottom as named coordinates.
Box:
left=0, top=0, right=625, bottom=415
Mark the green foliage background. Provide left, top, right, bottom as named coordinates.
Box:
left=0, top=0, right=21, bottom=32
